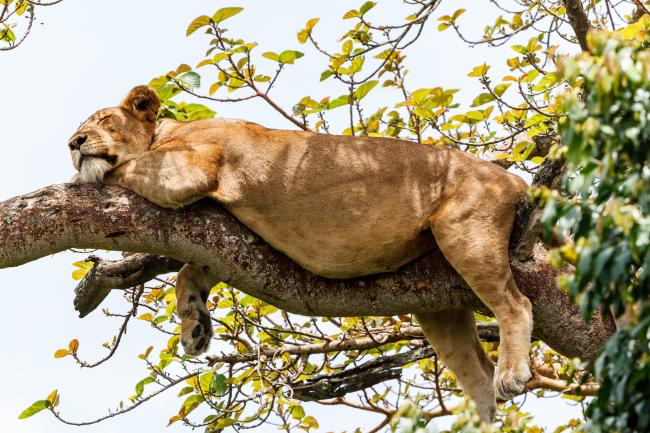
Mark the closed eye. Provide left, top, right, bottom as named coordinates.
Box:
left=98, top=115, right=113, bottom=124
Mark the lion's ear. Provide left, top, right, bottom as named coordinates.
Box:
left=121, top=85, right=161, bottom=122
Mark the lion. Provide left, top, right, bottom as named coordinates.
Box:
left=68, top=85, right=532, bottom=422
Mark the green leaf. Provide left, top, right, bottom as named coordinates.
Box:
left=532, top=72, right=560, bottom=91
left=133, top=377, right=155, bottom=400
left=212, top=7, right=243, bottom=24
left=301, top=415, right=320, bottom=429
left=18, top=400, right=50, bottom=419
left=211, top=374, right=228, bottom=395
left=511, top=44, right=527, bottom=54
left=178, top=71, right=201, bottom=88
left=493, top=83, right=511, bottom=97
left=411, top=88, right=432, bottom=104
left=186, top=15, right=210, bottom=36
left=182, top=394, right=205, bottom=415
left=343, top=9, right=359, bottom=19
left=199, top=371, right=215, bottom=393
left=342, top=39, right=352, bottom=55
left=359, top=1, right=377, bottom=14
left=262, top=51, right=279, bottom=62
left=521, top=70, right=540, bottom=83
left=325, top=94, right=351, bottom=110
left=278, top=50, right=304, bottom=64
left=465, top=110, right=485, bottom=121
left=178, top=386, right=194, bottom=397
left=254, top=75, right=271, bottom=82
left=524, top=113, right=547, bottom=128
left=471, top=93, right=495, bottom=107
left=320, top=69, right=333, bottom=81
left=354, top=80, right=378, bottom=100
left=289, top=404, right=306, bottom=420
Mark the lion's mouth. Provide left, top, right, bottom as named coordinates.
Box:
left=80, top=153, right=118, bottom=165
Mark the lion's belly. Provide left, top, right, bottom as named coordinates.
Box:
left=224, top=193, right=437, bottom=279
left=213, top=128, right=450, bottom=278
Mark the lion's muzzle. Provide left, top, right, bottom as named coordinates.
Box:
left=68, top=134, right=87, bottom=151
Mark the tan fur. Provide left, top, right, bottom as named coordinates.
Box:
left=69, top=86, right=534, bottom=422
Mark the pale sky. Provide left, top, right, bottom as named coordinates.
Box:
left=0, top=1, right=583, bottom=432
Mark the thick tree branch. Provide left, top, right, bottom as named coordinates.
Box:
left=74, top=253, right=183, bottom=317
left=0, top=184, right=614, bottom=361
left=562, top=0, right=591, bottom=52
left=511, top=0, right=593, bottom=260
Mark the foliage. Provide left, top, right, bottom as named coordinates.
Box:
left=0, top=0, right=64, bottom=51
left=15, top=1, right=650, bottom=432
left=542, top=29, right=650, bottom=433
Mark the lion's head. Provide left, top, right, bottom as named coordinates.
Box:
left=69, top=85, right=160, bottom=183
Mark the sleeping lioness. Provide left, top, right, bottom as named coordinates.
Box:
left=68, top=85, right=532, bottom=422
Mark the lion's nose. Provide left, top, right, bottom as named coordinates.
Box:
left=68, top=135, right=87, bottom=150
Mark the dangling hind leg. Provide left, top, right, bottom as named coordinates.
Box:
left=415, top=310, right=496, bottom=422
left=430, top=207, right=533, bottom=401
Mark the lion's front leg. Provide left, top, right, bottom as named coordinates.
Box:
left=105, top=147, right=219, bottom=208
left=175, top=264, right=216, bottom=355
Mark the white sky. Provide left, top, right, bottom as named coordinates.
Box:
left=0, top=1, right=585, bottom=432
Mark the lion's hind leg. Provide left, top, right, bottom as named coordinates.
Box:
left=175, top=264, right=216, bottom=355
left=415, top=310, right=496, bottom=422
left=430, top=202, right=533, bottom=402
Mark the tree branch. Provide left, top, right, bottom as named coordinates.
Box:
left=562, top=0, right=591, bottom=52
left=0, top=184, right=615, bottom=361
left=510, top=0, right=593, bottom=260
left=73, top=253, right=183, bottom=317
left=291, top=342, right=600, bottom=401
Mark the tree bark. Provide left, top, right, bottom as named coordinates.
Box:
left=562, top=0, right=591, bottom=52
left=0, top=184, right=614, bottom=361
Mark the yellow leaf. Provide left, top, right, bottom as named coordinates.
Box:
left=16, top=0, right=28, bottom=16
left=68, top=339, right=79, bottom=353
left=297, top=29, right=309, bottom=44
left=46, top=390, right=58, bottom=405
left=54, top=349, right=70, bottom=358
left=71, top=269, right=89, bottom=280
left=305, top=17, right=319, bottom=30
left=467, top=64, right=490, bottom=77
left=530, top=156, right=545, bottom=164
left=452, top=8, right=466, bottom=20
left=137, top=313, right=153, bottom=321
left=342, top=9, right=359, bottom=19
left=186, top=15, right=210, bottom=37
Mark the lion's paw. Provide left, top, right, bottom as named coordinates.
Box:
left=494, top=361, right=531, bottom=401
left=179, top=303, right=213, bottom=356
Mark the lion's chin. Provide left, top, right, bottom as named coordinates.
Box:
left=78, top=157, right=113, bottom=184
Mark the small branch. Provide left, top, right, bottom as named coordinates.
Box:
left=73, top=253, right=183, bottom=317
left=292, top=344, right=600, bottom=401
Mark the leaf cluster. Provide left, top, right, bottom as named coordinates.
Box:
left=542, top=27, right=650, bottom=433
